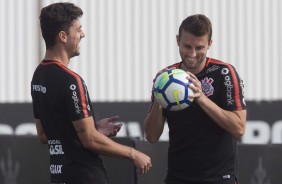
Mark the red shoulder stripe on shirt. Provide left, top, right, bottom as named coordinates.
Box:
left=41, top=61, right=89, bottom=117
left=208, top=58, right=243, bottom=110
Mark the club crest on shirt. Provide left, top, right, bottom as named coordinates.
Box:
left=201, top=77, right=214, bottom=97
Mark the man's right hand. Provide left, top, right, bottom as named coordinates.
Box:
left=130, top=148, right=152, bottom=175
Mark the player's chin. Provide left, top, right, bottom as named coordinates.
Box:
left=183, top=59, right=197, bottom=67
left=75, top=46, right=81, bottom=55
left=73, top=51, right=80, bottom=57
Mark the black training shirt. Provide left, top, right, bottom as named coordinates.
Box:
left=31, top=60, right=108, bottom=184
left=151, top=57, right=246, bottom=184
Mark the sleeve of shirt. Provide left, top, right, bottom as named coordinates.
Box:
left=219, top=65, right=247, bottom=111
left=65, top=76, right=93, bottom=121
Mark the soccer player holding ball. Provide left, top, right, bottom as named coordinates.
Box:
left=31, top=3, right=151, bottom=184
left=144, top=14, right=246, bottom=184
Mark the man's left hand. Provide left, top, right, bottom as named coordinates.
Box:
left=96, top=116, right=122, bottom=137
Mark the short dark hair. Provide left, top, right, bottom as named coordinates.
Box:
left=39, top=2, right=83, bottom=49
left=178, top=14, right=212, bottom=41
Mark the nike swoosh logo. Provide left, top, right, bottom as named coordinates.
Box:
left=173, top=89, right=180, bottom=106
left=168, top=70, right=181, bottom=77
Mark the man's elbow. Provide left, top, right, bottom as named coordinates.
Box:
left=80, top=137, right=99, bottom=151
left=145, top=134, right=159, bottom=143
left=38, top=136, right=48, bottom=144
left=80, top=140, right=92, bottom=149
left=233, top=126, right=246, bottom=139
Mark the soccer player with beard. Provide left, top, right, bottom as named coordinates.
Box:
left=144, top=14, right=246, bottom=184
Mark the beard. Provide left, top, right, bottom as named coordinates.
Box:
left=182, top=56, right=205, bottom=69
left=69, top=48, right=80, bottom=58
left=73, top=51, right=80, bottom=57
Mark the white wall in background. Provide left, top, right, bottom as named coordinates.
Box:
left=0, top=0, right=281, bottom=102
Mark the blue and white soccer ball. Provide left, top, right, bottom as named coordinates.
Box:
left=153, top=68, right=194, bottom=111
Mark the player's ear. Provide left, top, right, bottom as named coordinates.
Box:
left=208, top=39, right=213, bottom=49
left=58, top=31, right=68, bottom=43
left=176, top=35, right=180, bottom=46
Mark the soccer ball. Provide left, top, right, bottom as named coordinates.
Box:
left=153, top=68, right=194, bottom=111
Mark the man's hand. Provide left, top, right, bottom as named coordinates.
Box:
left=186, top=72, right=204, bottom=102
left=96, top=116, right=122, bottom=137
